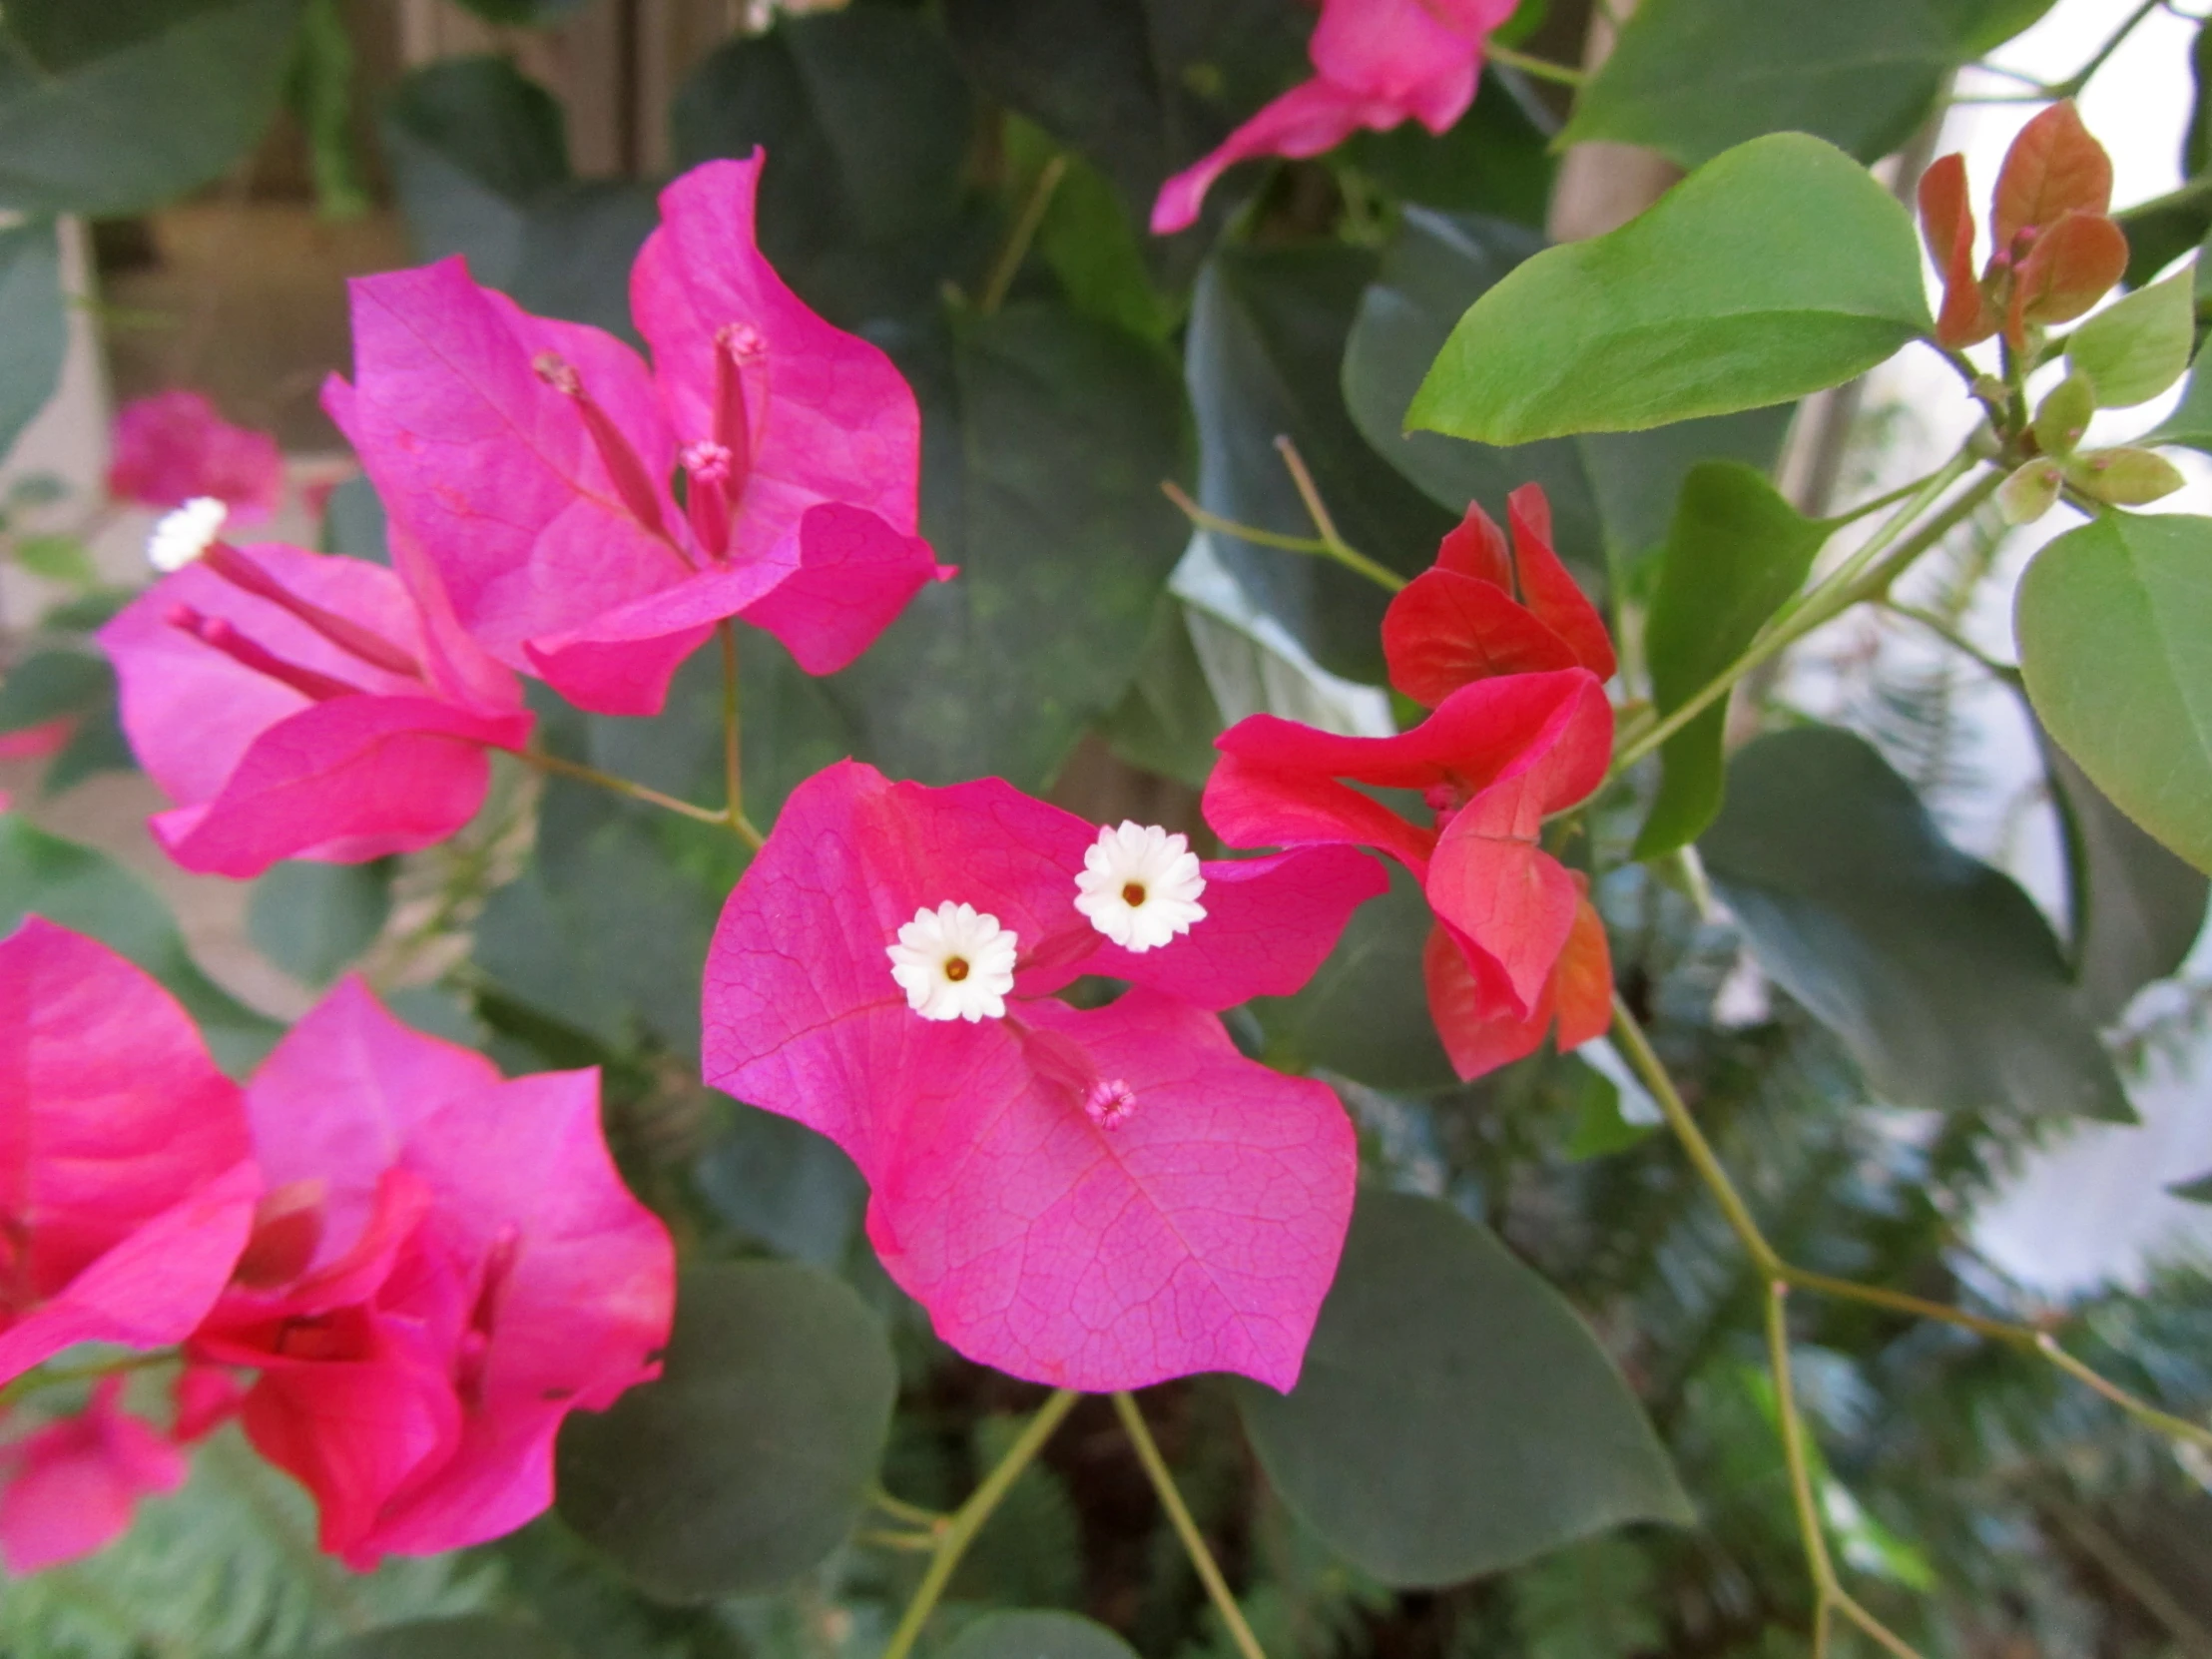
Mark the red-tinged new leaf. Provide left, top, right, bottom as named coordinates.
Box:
left=1918, top=153, right=1996, bottom=348
left=1993, top=101, right=2114, bottom=250
left=2007, top=211, right=2129, bottom=345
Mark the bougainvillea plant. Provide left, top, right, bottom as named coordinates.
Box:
left=0, top=1, right=2210, bottom=1656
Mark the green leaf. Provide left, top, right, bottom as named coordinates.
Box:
left=1341, top=210, right=1604, bottom=561
left=1340, top=208, right=1792, bottom=578
left=305, top=1619, right=572, bottom=1659
left=1252, top=867, right=1457, bottom=1094
left=12, top=532, right=95, bottom=586
left=2018, top=511, right=2212, bottom=876
left=1409, top=135, right=1932, bottom=444
left=0, top=817, right=283, bottom=1072
left=446, top=0, right=590, bottom=21
left=0, top=220, right=64, bottom=465
left=0, top=0, right=305, bottom=216
left=2066, top=447, right=2185, bottom=508
left=1561, top=1049, right=1660, bottom=1162
left=2068, top=271, right=2196, bottom=408
left=1633, top=464, right=1829, bottom=856
left=673, top=5, right=981, bottom=326
left=382, top=57, right=653, bottom=341
left=942, top=0, right=1309, bottom=263
left=694, top=1105, right=865, bottom=1267
left=1008, top=119, right=1182, bottom=342
left=1700, top=726, right=2131, bottom=1122
left=0, top=648, right=109, bottom=734
left=1233, top=1190, right=1693, bottom=1587
left=2170, top=1168, right=2212, bottom=1203
left=1560, top=0, right=2053, bottom=171
left=1511, top=1537, right=1663, bottom=1659
left=2038, top=722, right=2208, bottom=1024
left=319, top=472, right=389, bottom=563
left=829, top=301, right=1194, bottom=787
left=1189, top=244, right=1455, bottom=683
left=2148, top=351, right=2212, bottom=453
left=1346, top=73, right=1557, bottom=227
left=381, top=56, right=569, bottom=286
left=247, top=857, right=393, bottom=985
left=942, top=1613, right=1140, bottom=1659
left=555, top=1261, right=897, bottom=1602
left=1096, top=597, right=1226, bottom=789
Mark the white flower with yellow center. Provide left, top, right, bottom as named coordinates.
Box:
left=1074, top=822, right=1206, bottom=952
left=886, top=901, right=1018, bottom=1022
left=148, top=496, right=228, bottom=573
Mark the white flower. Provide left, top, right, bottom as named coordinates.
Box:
left=886, top=901, right=1018, bottom=1022
left=1073, top=822, right=1206, bottom=952
left=148, top=496, right=228, bottom=573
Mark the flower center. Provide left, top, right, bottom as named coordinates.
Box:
left=1075, top=822, right=1208, bottom=952
left=887, top=902, right=1018, bottom=1022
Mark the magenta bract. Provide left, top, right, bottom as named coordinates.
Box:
left=189, top=979, right=675, bottom=1567
left=1151, top=0, right=1521, bottom=234
left=702, top=761, right=1383, bottom=1391
left=329, top=153, right=951, bottom=718
left=108, top=390, right=283, bottom=526
left=0, top=1378, right=188, bottom=1574
left=99, top=541, right=532, bottom=877
left=0, top=920, right=261, bottom=1387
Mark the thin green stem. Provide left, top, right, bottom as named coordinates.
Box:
left=1162, top=481, right=1338, bottom=556
left=2037, top=1333, right=2212, bottom=1453
left=1833, top=472, right=2004, bottom=612
left=1610, top=994, right=1783, bottom=1277
left=869, top=1484, right=949, bottom=1529
left=1882, top=601, right=2017, bottom=680
left=511, top=748, right=729, bottom=826
left=858, top=1528, right=942, bottom=1554
left=717, top=622, right=767, bottom=850
left=1769, top=1284, right=1928, bottom=1659
left=1606, top=454, right=1982, bottom=784
left=2048, top=0, right=2164, bottom=95
left=1483, top=42, right=1586, bottom=87
left=980, top=155, right=1068, bottom=316
left=1272, top=435, right=1406, bottom=594
left=880, top=1389, right=1080, bottom=1659
left=1112, top=1392, right=1270, bottom=1659
left=1610, top=992, right=2212, bottom=1457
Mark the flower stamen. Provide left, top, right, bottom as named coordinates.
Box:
left=887, top=902, right=1016, bottom=1021
left=1075, top=823, right=1206, bottom=952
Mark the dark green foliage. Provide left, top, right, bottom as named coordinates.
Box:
left=1234, top=1190, right=1693, bottom=1586
left=0, top=0, right=305, bottom=215
left=1702, top=727, right=2132, bottom=1123
left=555, top=1263, right=898, bottom=1601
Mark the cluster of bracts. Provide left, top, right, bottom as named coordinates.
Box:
left=0, top=0, right=1635, bottom=1576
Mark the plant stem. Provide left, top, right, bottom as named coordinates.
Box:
left=718, top=621, right=767, bottom=849
left=510, top=747, right=731, bottom=827
left=980, top=155, right=1068, bottom=316
left=1882, top=601, right=2017, bottom=680
left=1606, top=454, right=1983, bottom=784
left=1112, top=1392, right=1270, bottom=1659
left=869, top=1484, right=950, bottom=1528
left=1162, top=481, right=1339, bottom=556
left=880, top=1388, right=1080, bottom=1659
left=1610, top=994, right=1782, bottom=1277
left=1768, top=1285, right=1928, bottom=1659
left=1484, top=42, right=1587, bottom=86
left=1609, top=992, right=2212, bottom=1456
left=1272, top=435, right=1407, bottom=594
